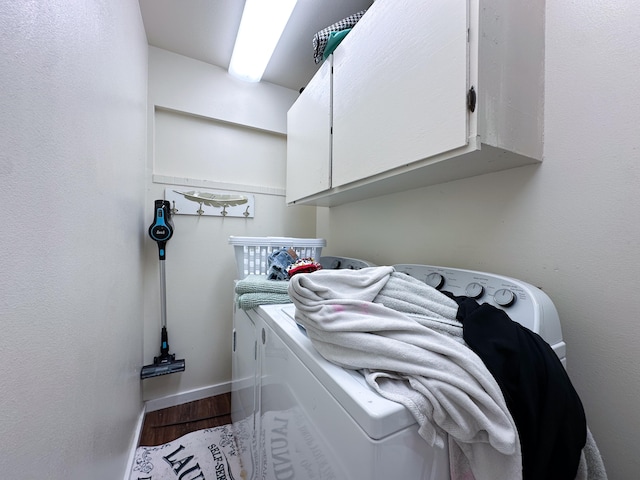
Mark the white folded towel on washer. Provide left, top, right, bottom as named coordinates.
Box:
left=288, top=267, right=522, bottom=480
left=375, top=270, right=465, bottom=342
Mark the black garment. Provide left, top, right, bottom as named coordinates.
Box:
left=450, top=296, right=586, bottom=480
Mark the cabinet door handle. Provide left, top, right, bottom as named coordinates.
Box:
left=467, top=86, right=476, bottom=112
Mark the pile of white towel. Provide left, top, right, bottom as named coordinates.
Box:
left=288, top=266, right=607, bottom=480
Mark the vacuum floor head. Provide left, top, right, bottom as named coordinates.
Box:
left=140, top=356, right=186, bottom=379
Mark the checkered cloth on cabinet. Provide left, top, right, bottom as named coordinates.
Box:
left=312, top=10, right=367, bottom=64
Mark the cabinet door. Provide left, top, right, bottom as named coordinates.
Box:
left=286, top=58, right=332, bottom=203
left=332, top=0, right=469, bottom=188
left=231, top=309, right=259, bottom=480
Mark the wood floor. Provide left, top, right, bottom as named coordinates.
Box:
left=138, top=393, right=232, bottom=446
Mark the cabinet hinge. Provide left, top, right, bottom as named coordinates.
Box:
left=467, top=86, right=476, bottom=113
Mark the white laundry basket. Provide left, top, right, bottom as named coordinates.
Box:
left=229, top=236, right=326, bottom=279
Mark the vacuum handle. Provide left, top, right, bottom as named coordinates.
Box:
left=148, top=200, right=173, bottom=260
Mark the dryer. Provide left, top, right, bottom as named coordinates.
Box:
left=231, top=264, right=565, bottom=480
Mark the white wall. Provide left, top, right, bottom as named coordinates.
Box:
left=143, top=48, right=317, bottom=402
left=0, top=1, right=147, bottom=479
left=318, top=2, right=640, bottom=478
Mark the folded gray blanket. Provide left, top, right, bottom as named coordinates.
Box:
left=235, top=275, right=289, bottom=294
left=288, top=267, right=522, bottom=480
left=235, top=275, right=291, bottom=310
left=236, top=292, right=290, bottom=310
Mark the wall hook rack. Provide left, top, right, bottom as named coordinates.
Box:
left=164, top=188, right=255, bottom=218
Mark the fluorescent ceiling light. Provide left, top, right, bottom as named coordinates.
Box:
left=229, top=0, right=297, bottom=82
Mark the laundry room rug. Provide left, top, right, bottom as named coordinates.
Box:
left=129, top=424, right=243, bottom=480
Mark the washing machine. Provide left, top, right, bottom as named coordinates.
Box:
left=231, top=264, right=565, bottom=480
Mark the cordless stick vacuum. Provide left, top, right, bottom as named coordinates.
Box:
left=141, top=200, right=186, bottom=379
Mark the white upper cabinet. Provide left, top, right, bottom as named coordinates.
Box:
left=286, top=58, right=332, bottom=204
left=286, top=0, right=545, bottom=206
left=332, top=0, right=468, bottom=188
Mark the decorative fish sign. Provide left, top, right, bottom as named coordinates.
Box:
left=165, top=188, right=254, bottom=217
left=174, top=190, right=248, bottom=208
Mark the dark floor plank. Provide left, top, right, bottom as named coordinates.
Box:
left=139, top=393, right=232, bottom=446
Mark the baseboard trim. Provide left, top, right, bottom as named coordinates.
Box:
left=144, top=382, right=231, bottom=413
left=123, top=405, right=146, bottom=480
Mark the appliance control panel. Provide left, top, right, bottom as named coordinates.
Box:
left=320, top=256, right=376, bottom=270
left=393, top=264, right=564, bottom=351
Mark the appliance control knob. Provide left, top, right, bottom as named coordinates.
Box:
left=330, top=259, right=342, bottom=269
left=494, top=288, right=516, bottom=307
left=425, top=272, right=445, bottom=290
left=465, top=282, right=484, bottom=299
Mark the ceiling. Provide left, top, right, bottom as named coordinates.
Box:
left=138, top=0, right=373, bottom=91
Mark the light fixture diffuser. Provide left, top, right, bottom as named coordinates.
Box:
left=229, top=0, right=297, bottom=82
